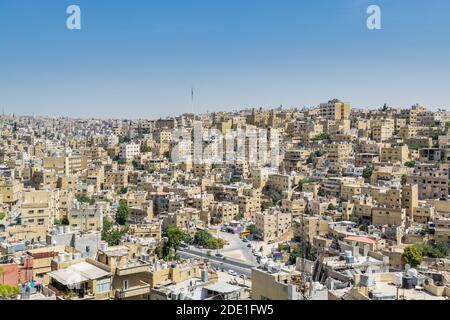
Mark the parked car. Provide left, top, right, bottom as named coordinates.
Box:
left=215, top=253, right=224, bottom=258
left=247, top=244, right=252, bottom=248
left=228, top=270, right=238, bottom=276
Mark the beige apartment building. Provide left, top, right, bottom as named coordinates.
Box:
left=251, top=267, right=301, bottom=300
left=20, top=190, right=53, bottom=241
left=236, top=195, right=260, bottom=219
left=371, top=124, right=394, bottom=142
left=408, top=164, right=449, bottom=200
left=380, top=145, right=409, bottom=164
left=412, top=203, right=435, bottom=224
left=192, top=192, right=215, bottom=212
left=105, top=171, right=128, bottom=190
left=326, top=143, right=353, bottom=163
left=319, top=99, right=350, bottom=120
left=267, top=174, right=301, bottom=194
left=68, top=203, right=103, bottom=231
left=281, top=198, right=307, bottom=217
left=211, top=201, right=239, bottom=223
left=255, top=210, right=292, bottom=241
left=372, top=207, right=406, bottom=226
left=0, top=177, right=22, bottom=206
left=293, top=215, right=329, bottom=245
left=434, top=218, right=450, bottom=247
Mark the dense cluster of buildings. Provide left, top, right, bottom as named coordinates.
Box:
left=0, top=100, right=449, bottom=300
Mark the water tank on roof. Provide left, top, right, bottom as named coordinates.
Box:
left=171, top=289, right=180, bottom=300
left=179, top=290, right=186, bottom=301
left=393, top=273, right=403, bottom=286
left=201, top=268, right=209, bottom=282
left=402, top=276, right=413, bottom=289
left=260, top=258, right=269, bottom=268
left=266, top=261, right=275, bottom=273
left=100, top=241, right=108, bottom=251
left=407, top=268, right=418, bottom=278
left=58, top=253, right=65, bottom=263
left=360, top=274, right=375, bottom=287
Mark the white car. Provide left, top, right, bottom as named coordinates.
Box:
left=228, top=270, right=238, bottom=276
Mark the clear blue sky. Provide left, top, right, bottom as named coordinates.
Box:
left=0, top=0, right=449, bottom=119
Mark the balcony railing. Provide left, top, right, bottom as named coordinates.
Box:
left=115, top=261, right=151, bottom=276
left=115, top=281, right=151, bottom=299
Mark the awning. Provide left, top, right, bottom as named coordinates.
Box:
left=48, top=268, right=89, bottom=286
left=48, top=262, right=110, bottom=287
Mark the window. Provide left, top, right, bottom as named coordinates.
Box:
left=96, top=278, right=111, bottom=293
left=123, top=280, right=129, bottom=290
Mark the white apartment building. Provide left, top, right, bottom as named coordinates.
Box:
left=119, top=143, right=141, bottom=161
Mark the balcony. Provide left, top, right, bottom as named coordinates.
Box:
left=115, top=281, right=151, bottom=299
left=115, top=260, right=151, bottom=276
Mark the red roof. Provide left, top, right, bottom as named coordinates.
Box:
left=343, top=236, right=377, bottom=245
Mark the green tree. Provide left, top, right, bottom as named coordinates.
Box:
left=0, top=212, right=5, bottom=221
left=194, top=229, right=213, bottom=247
left=296, top=179, right=310, bottom=192
left=118, top=135, right=131, bottom=144
left=0, top=284, right=19, bottom=299
left=229, top=176, right=242, bottom=184
left=431, top=132, right=440, bottom=140
left=149, top=164, right=160, bottom=173
left=132, top=160, right=140, bottom=170
left=101, top=218, right=127, bottom=246
left=205, top=237, right=225, bottom=250
left=362, top=166, right=373, bottom=180
left=313, top=133, right=330, bottom=141
left=115, top=203, right=129, bottom=225
left=76, top=194, right=95, bottom=205
left=54, top=217, right=70, bottom=226
left=327, top=204, right=336, bottom=211
left=269, top=190, right=282, bottom=206
left=246, top=224, right=256, bottom=235
left=402, top=245, right=423, bottom=267
left=234, top=212, right=245, bottom=221
left=418, top=241, right=448, bottom=258
left=401, top=174, right=408, bottom=185
left=166, top=226, right=186, bottom=251
left=404, top=160, right=416, bottom=168
left=118, top=187, right=128, bottom=195
left=289, top=248, right=301, bottom=264
left=261, top=202, right=271, bottom=211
